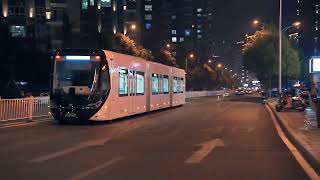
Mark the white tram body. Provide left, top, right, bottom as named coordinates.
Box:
left=50, top=49, right=185, bottom=122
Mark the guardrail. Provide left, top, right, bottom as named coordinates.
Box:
left=186, top=91, right=226, bottom=99
left=0, top=97, right=50, bottom=121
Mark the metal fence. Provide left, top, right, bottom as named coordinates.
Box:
left=0, top=97, right=50, bottom=121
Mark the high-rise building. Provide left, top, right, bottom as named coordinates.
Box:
left=140, top=0, right=215, bottom=67
left=1, top=0, right=52, bottom=51
left=1, top=0, right=142, bottom=51
left=295, top=0, right=320, bottom=57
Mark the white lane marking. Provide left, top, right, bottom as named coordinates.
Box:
left=30, top=137, right=110, bottom=163
left=0, top=118, right=53, bottom=129
left=67, top=156, right=124, bottom=180
left=185, top=138, right=225, bottom=164
left=266, top=105, right=320, bottom=179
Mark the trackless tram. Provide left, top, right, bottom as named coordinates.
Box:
left=50, top=49, right=186, bottom=123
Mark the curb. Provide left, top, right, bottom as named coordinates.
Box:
left=267, top=103, right=320, bottom=175
left=0, top=116, right=52, bottom=128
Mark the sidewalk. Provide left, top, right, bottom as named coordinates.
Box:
left=0, top=116, right=52, bottom=128
left=268, top=101, right=320, bottom=174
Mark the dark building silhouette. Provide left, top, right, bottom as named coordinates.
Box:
left=295, top=0, right=320, bottom=58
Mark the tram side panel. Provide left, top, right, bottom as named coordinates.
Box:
left=149, top=63, right=171, bottom=111
left=172, top=68, right=186, bottom=106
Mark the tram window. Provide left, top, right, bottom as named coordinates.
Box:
left=119, top=69, right=128, bottom=96
left=180, top=78, right=184, bottom=93
left=173, top=77, right=178, bottom=93
left=152, top=73, right=159, bottom=95
left=163, top=75, right=169, bottom=94
left=136, top=71, right=145, bottom=95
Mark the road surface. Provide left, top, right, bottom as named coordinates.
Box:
left=0, top=96, right=309, bottom=180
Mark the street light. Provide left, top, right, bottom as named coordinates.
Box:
left=253, top=19, right=259, bottom=25
left=130, top=24, right=136, bottom=30
left=208, top=59, right=212, bottom=63
left=166, top=43, right=171, bottom=48
left=281, top=21, right=301, bottom=33
left=217, top=63, right=222, bottom=68
left=185, top=53, right=195, bottom=73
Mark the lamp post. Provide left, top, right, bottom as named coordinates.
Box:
left=185, top=53, right=194, bottom=74
left=279, top=0, right=283, bottom=94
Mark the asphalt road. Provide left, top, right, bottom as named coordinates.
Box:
left=0, top=96, right=309, bottom=180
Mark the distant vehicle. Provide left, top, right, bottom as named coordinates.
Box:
left=235, top=88, right=245, bottom=95
left=50, top=49, right=186, bottom=123
left=245, top=88, right=253, bottom=94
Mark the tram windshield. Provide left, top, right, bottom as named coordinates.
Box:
left=52, top=56, right=100, bottom=95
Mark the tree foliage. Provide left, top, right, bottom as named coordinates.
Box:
left=114, top=33, right=154, bottom=60
left=243, top=24, right=301, bottom=87
left=157, top=46, right=178, bottom=67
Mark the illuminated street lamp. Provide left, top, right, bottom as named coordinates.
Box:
left=208, top=59, right=212, bottom=63
left=217, top=63, right=222, bottom=68
left=166, top=43, right=171, bottom=48
left=130, top=24, right=136, bottom=30
left=185, top=53, right=195, bottom=73
left=253, top=19, right=259, bottom=25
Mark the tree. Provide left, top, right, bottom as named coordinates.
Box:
left=243, top=24, right=301, bottom=88
left=158, top=46, right=178, bottom=67
left=114, top=33, right=154, bottom=60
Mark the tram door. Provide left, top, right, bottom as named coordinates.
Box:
left=128, top=70, right=136, bottom=114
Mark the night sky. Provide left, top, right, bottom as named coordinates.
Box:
left=212, top=0, right=295, bottom=42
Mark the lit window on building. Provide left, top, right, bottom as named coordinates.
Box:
left=145, top=5, right=152, bottom=11
left=197, top=34, right=202, bottom=39
left=197, top=13, right=201, bottom=17
left=197, top=29, right=202, bottom=33
left=171, top=15, right=176, bottom=20
left=82, top=0, right=88, bottom=10
left=172, top=30, right=177, bottom=35
left=145, top=14, right=152, bottom=20
left=90, top=0, right=94, bottom=6
left=316, top=5, right=319, bottom=14
left=101, top=0, right=111, bottom=7
left=185, top=29, right=191, bottom=36
left=145, top=23, right=152, bottom=30
left=172, top=37, right=177, bottom=42
left=197, top=8, right=202, bottom=12
left=9, top=26, right=26, bottom=37
left=316, top=21, right=319, bottom=31
left=180, top=37, right=184, bottom=42
left=297, top=9, right=300, bottom=16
